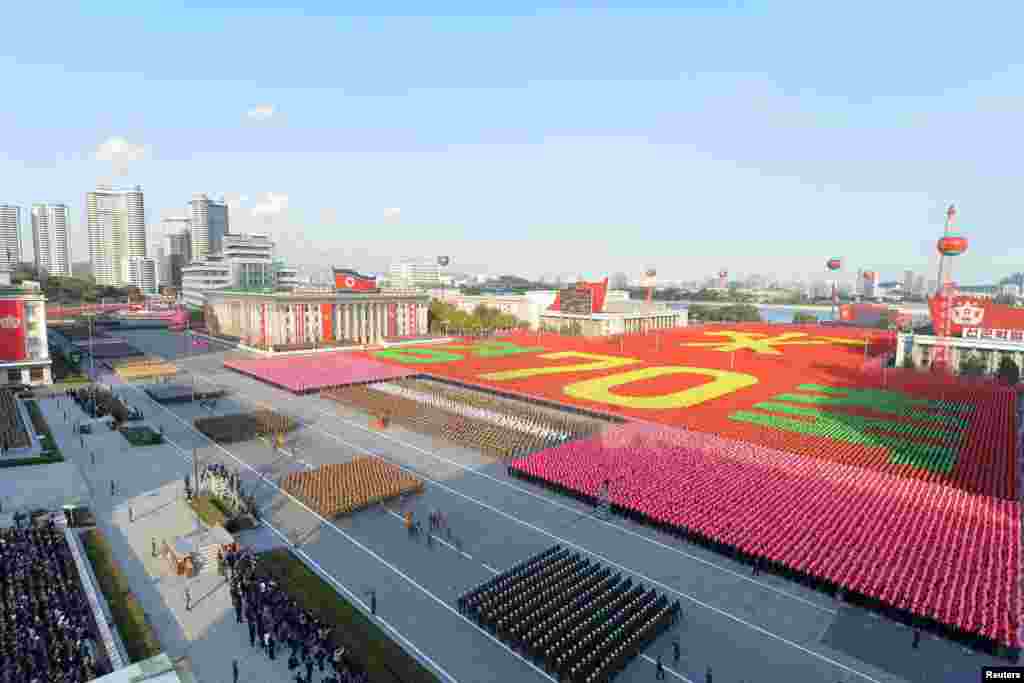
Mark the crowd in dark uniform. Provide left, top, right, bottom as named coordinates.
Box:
left=226, top=549, right=367, bottom=683
left=0, top=522, right=105, bottom=683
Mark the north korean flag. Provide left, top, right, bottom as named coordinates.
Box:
left=334, top=269, right=378, bottom=291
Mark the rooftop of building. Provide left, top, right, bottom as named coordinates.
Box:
left=207, top=287, right=427, bottom=299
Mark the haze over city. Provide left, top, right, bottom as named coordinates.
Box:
left=3, top=2, right=1023, bottom=282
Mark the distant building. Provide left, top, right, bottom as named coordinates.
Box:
left=87, top=185, right=145, bottom=286
left=180, top=233, right=276, bottom=308
left=0, top=268, right=51, bottom=386
left=126, top=256, right=158, bottom=295
left=913, top=274, right=926, bottom=296
left=204, top=287, right=429, bottom=348
left=188, top=194, right=229, bottom=261
left=0, top=205, right=22, bottom=268
left=903, top=269, right=914, bottom=295
left=389, top=259, right=444, bottom=289
left=863, top=271, right=881, bottom=299
left=31, top=203, right=72, bottom=276
left=1002, top=284, right=1021, bottom=298
left=431, top=290, right=558, bottom=329
left=539, top=279, right=686, bottom=335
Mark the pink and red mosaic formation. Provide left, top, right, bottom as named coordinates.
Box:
left=224, top=353, right=414, bottom=392
left=511, top=423, right=1022, bottom=648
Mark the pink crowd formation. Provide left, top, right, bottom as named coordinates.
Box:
left=510, top=422, right=1022, bottom=648
left=224, top=354, right=413, bottom=392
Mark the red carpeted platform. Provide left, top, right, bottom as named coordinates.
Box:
left=223, top=353, right=415, bottom=392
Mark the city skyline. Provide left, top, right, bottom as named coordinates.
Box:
left=2, top=4, right=1023, bottom=283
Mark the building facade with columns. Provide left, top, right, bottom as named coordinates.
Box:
left=895, top=331, right=1024, bottom=374
left=203, top=289, right=430, bottom=347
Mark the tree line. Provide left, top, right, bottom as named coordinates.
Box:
left=428, top=300, right=530, bottom=334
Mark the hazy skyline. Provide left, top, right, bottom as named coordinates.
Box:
left=2, top=2, right=1022, bottom=284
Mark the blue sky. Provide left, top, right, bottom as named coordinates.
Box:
left=1, top=2, right=1022, bottom=283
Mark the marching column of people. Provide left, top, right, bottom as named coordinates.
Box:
left=458, top=545, right=680, bottom=683
left=0, top=523, right=104, bottom=683
left=226, top=549, right=368, bottom=683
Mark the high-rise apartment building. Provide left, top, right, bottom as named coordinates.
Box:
left=388, top=258, right=444, bottom=288
left=87, top=185, right=145, bottom=286
left=31, top=203, right=71, bottom=276
left=0, top=205, right=22, bottom=268
left=903, top=269, right=914, bottom=296
left=855, top=268, right=864, bottom=296
left=181, top=233, right=275, bottom=308
left=913, top=274, right=926, bottom=296
left=126, top=256, right=158, bottom=294
left=188, top=194, right=229, bottom=261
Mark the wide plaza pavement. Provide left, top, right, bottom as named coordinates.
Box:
left=91, top=327, right=1008, bottom=683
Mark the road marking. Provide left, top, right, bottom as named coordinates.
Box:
left=406, top=516, right=693, bottom=682
left=125, top=385, right=559, bottom=683
left=218, top=375, right=833, bottom=616
left=383, top=509, right=473, bottom=560
left=178, top=373, right=879, bottom=683
left=150, top=423, right=462, bottom=683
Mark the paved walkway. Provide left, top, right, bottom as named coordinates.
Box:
left=37, top=394, right=300, bottom=683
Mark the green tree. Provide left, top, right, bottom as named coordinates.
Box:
left=792, top=312, right=818, bottom=324
left=997, top=355, right=1021, bottom=385
left=959, top=353, right=988, bottom=377
left=902, top=355, right=916, bottom=370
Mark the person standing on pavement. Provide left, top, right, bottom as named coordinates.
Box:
left=705, top=665, right=713, bottom=683
left=110, top=480, right=115, bottom=496
left=185, top=586, right=191, bottom=611
left=305, top=654, right=314, bottom=682
left=232, top=658, right=239, bottom=683
left=673, top=639, right=680, bottom=663
left=128, top=506, right=133, bottom=523
left=656, top=655, right=665, bottom=680
left=151, top=538, right=157, bottom=558
left=248, top=617, right=257, bottom=648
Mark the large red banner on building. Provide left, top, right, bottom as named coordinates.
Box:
left=407, top=304, right=416, bottom=336
left=296, top=305, right=305, bottom=344
left=928, top=295, right=1024, bottom=337
left=0, top=301, right=26, bottom=361
left=334, top=269, right=377, bottom=292
left=388, top=303, right=397, bottom=337
left=321, top=304, right=334, bottom=341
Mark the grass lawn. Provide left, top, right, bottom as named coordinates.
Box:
left=259, top=549, right=439, bottom=683
left=22, top=399, right=64, bottom=463
left=188, top=494, right=229, bottom=527
left=81, top=528, right=162, bottom=663
left=120, top=425, right=164, bottom=447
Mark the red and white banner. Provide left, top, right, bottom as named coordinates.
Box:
left=260, top=304, right=268, bottom=347
left=0, top=301, right=26, bottom=361
left=295, top=305, right=305, bottom=344
left=388, top=303, right=397, bottom=337
left=928, top=294, right=1024, bottom=337
left=407, top=304, right=416, bottom=336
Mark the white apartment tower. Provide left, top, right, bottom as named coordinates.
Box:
left=87, top=185, right=145, bottom=286
left=188, top=193, right=229, bottom=261
left=126, top=256, right=158, bottom=294
left=0, top=205, right=22, bottom=268
left=388, top=258, right=444, bottom=288
left=31, top=203, right=72, bottom=276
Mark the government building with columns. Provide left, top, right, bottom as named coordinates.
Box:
left=203, top=288, right=430, bottom=348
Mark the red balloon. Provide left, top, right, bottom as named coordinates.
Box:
left=938, top=234, right=968, bottom=256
